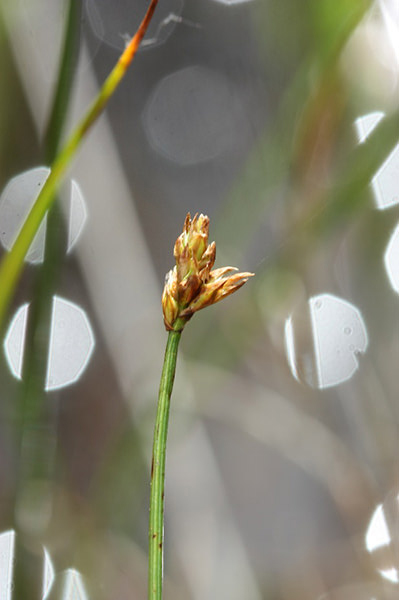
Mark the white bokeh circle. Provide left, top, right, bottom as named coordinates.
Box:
left=4, top=296, right=95, bottom=392
left=0, top=167, right=87, bottom=264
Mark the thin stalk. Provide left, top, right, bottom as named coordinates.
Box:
left=12, top=5, right=80, bottom=597
left=148, top=321, right=183, bottom=599
left=16, top=0, right=81, bottom=439
left=0, top=0, right=159, bottom=333
left=154, top=213, right=253, bottom=597
left=43, top=0, right=81, bottom=164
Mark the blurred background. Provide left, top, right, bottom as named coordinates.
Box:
left=0, top=0, right=399, bottom=598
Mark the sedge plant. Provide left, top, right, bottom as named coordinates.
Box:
left=0, top=3, right=255, bottom=596
left=149, top=213, right=253, bottom=599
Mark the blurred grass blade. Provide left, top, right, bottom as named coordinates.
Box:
left=43, top=0, right=82, bottom=164
left=216, top=0, right=373, bottom=253
left=306, top=109, right=399, bottom=235
left=0, top=0, right=159, bottom=333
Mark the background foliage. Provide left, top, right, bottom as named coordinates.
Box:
left=0, top=0, right=398, bottom=598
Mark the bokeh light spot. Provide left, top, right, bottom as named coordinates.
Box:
left=4, top=296, right=95, bottom=391
left=366, top=492, right=399, bottom=584
left=355, top=112, right=399, bottom=210
left=61, top=569, right=89, bottom=600
left=285, top=294, right=368, bottom=388
left=0, top=168, right=87, bottom=264
left=384, top=223, right=399, bottom=293
left=144, top=65, right=242, bottom=165
left=0, top=530, right=15, bottom=600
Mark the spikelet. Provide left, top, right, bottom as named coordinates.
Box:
left=162, top=213, right=254, bottom=331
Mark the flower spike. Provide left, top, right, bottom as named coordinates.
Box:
left=162, top=213, right=254, bottom=331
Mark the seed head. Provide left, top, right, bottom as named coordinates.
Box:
left=162, top=213, right=254, bottom=331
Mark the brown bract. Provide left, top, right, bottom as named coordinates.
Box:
left=162, top=213, right=254, bottom=331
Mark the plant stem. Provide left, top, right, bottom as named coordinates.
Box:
left=12, top=5, right=80, bottom=595
left=0, top=0, right=159, bottom=334
left=17, top=0, right=81, bottom=433
left=149, top=321, right=183, bottom=599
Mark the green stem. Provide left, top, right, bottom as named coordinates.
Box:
left=0, top=0, right=159, bottom=333
left=43, top=0, right=81, bottom=164
left=149, top=325, right=183, bottom=599
left=12, top=5, right=80, bottom=595
left=17, top=0, right=80, bottom=433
